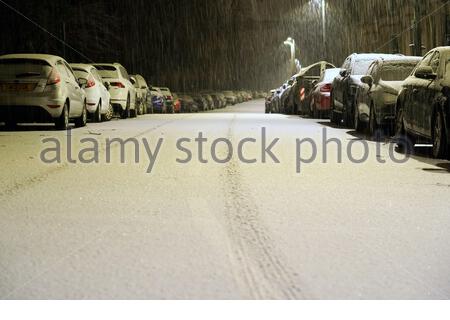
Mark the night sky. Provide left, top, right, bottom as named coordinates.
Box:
left=0, top=0, right=445, bottom=90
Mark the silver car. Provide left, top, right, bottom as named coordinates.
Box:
left=0, top=54, right=87, bottom=130
left=356, top=56, right=422, bottom=136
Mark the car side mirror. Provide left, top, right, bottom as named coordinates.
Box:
left=361, top=75, right=374, bottom=88
left=415, top=66, right=437, bottom=80
left=104, top=82, right=110, bottom=90
left=77, top=78, right=88, bottom=88
left=339, top=69, right=348, bottom=77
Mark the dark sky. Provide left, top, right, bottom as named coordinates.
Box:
left=0, top=0, right=446, bottom=91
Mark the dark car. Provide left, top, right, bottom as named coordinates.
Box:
left=158, top=87, right=175, bottom=113
left=331, top=53, right=399, bottom=127
left=286, top=61, right=335, bottom=115
left=265, top=90, right=277, bottom=114
left=396, top=47, right=450, bottom=159
left=201, top=94, right=215, bottom=110
left=355, top=56, right=421, bottom=135
left=150, top=87, right=166, bottom=113
left=190, top=93, right=209, bottom=111
left=177, top=93, right=198, bottom=113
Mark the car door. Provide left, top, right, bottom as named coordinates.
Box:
left=415, top=51, right=441, bottom=136
left=56, top=61, right=81, bottom=117
left=333, top=56, right=351, bottom=112
left=404, top=52, right=434, bottom=133
left=92, top=68, right=109, bottom=108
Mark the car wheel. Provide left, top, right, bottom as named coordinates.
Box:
left=395, top=107, right=415, bottom=154
left=368, top=103, right=378, bottom=138
left=432, top=111, right=448, bottom=159
left=102, top=103, right=114, bottom=121
left=94, top=100, right=102, bottom=123
left=121, top=96, right=131, bottom=119
left=75, top=101, right=87, bottom=128
left=55, top=102, right=69, bottom=130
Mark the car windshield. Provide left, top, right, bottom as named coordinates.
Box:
left=94, top=65, right=119, bottom=79
left=322, top=69, right=341, bottom=83
left=445, top=56, right=450, bottom=82
left=0, top=59, right=52, bottom=79
left=380, top=63, right=417, bottom=81
left=352, top=59, right=376, bottom=75
left=72, top=69, right=89, bottom=79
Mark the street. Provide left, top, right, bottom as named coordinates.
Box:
left=1, top=99, right=450, bottom=299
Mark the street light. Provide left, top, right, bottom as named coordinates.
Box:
left=321, top=0, right=326, bottom=58
left=283, top=37, right=296, bottom=75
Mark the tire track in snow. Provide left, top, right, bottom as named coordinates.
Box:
left=220, top=115, right=304, bottom=299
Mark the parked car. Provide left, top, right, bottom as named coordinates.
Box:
left=201, top=93, right=215, bottom=110
left=355, top=56, right=421, bottom=135
left=265, top=90, right=277, bottom=113
left=177, top=93, right=198, bottom=113
left=223, top=91, right=238, bottom=105
left=309, top=68, right=342, bottom=119
left=190, top=93, right=209, bottom=111
left=280, top=79, right=295, bottom=114
left=158, top=87, right=175, bottom=113
left=396, top=47, right=450, bottom=159
left=331, top=53, right=400, bottom=126
left=270, top=88, right=282, bottom=113
left=92, top=63, right=137, bottom=119
left=287, top=61, right=336, bottom=115
left=173, top=93, right=181, bottom=113
left=150, top=87, right=167, bottom=113
left=0, top=54, right=87, bottom=130
left=210, top=92, right=226, bottom=108
left=71, top=63, right=112, bottom=122
left=130, top=74, right=150, bottom=115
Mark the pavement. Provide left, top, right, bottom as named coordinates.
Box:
left=1, top=99, right=450, bottom=299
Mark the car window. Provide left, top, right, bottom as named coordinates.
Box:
left=119, top=66, right=130, bottom=79
left=445, top=56, right=450, bottom=82
left=380, top=62, right=418, bottom=81
left=95, top=65, right=119, bottom=79
left=430, top=52, right=440, bottom=74
left=63, top=62, right=77, bottom=82
left=0, top=59, right=52, bottom=80
left=73, top=69, right=89, bottom=80
left=352, top=59, right=376, bottom=75
left=91, top=68, right=103, bottom=82
left=367, top=62, right=378, bottom=78
left=417, top=51, right=434, bottom=69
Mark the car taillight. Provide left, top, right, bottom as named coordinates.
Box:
left=320, top=84, right=332, bottom=93
left=46, top=68, right=61, bottom=86
left=110, top=82, right=125, bottom=88
left=86, top=78, right=96, bottom=88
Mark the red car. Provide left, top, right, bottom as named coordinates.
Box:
left=173, top=93, right=181, bottom=113
left=309, top=68, right=341, bottom=119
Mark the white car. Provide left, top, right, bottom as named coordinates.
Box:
left=0, top=54, right=87, bottom=130
left=92, top=63, right=137, bottom=119
left=71, top=64, right=112, bottom=122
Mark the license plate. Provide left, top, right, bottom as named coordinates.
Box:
left=0, top=83, right=37, bottom=92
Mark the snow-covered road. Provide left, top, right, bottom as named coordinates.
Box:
left=1, top=100, right=450, bottom=299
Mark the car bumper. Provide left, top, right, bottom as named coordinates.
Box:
left=0, top=95, right=65, bottom=121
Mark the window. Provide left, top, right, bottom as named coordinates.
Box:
left=119, top=66, right=129, bottom=79
left=430, top=52, right=440, bottom=74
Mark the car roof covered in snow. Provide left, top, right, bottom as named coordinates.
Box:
left=0, top=53, right=66, bottom=65
left=374, top=56, right=422, bottom=64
